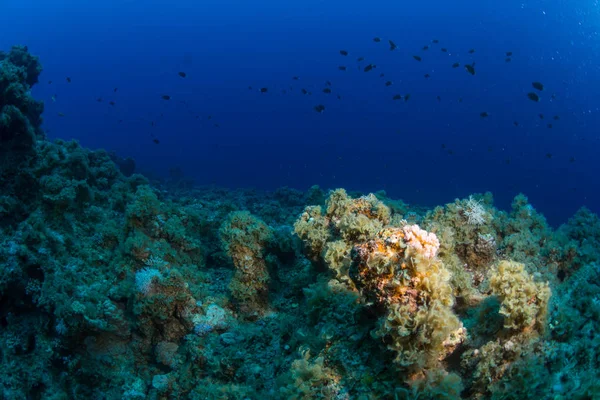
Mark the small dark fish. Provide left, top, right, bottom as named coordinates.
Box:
left=214, top=123, right=220, bottom=128
left=380, top=73, right=385, bottom=78
left=364, top=64, right=376, bottom=72
left=301, top=88, right=308, bottom=95
left=260, top=87, right=268, bottom=93
left=505, top=57, right=511, bottom=62
left=161, top=95, right=171, bottom=100
left=96, top=97, right=102, bottom=102
left=248, top=86, right=253, bottom=90
left=357, top=56, right=364, bottom=62
left=393, top=94, right=402, bottom=100
left=207, top=115, right=212, bottom=119
left=527, top=92, right=540, bottom=102
left=337, top=95, right=341, bottom=100
left=151, top=121, right=155, bottom=126
left=480, top=111, right=489, bottom=118
left=373, top=37, right=381, bottom=42
left=323, top=88, right=332, bottom=94
left=340, top=50, right=348, bottom=56
left=465, top=64, right=475, bottom=75
left=389, top=40, right=397, bottom=51
left=570, top=157, right=576, bottom=163
left=314, top=104, right=325, bottom=113
left=468, top=49, right=475, bottom=54
left=547, top=123, right=553, bottom=128
left=539, top=114, right=544, bottom=119
left=282, top=89, right=287, bottom=94
left=109, top=101, right=115, bottom=106
left=553, top=115, right=560, bottom=120
left=422, top=45, right=429, bottom=50
left=326, top=80, right=332, bottom=86
left=452, top=62, right=460, bottom=68
left=513, top=121, right=519, bottom=127
left=413, top=55, right=422, bottom=61
left=551, top=93, right=557, bottom=99
left=424, top=73, right=430, bottom=78
left=404, top=94, right=411, bottom=101
left=292, top=76, right=299, bottom=80
left=436, top=95, right=441, bottom=102
left=506, top=51, right=513, bottom=56
left=118, top=119, right=123, bottom=123
left=178, top=71, right=187, bottom=78
left=441, top=48, right=447, bottom=52
left=441, top=143, right=447, bottom=149
left=546, top=153, right=552, bottom=159
left=153, top=139, right=160, bottom=144
left=48, top=80, right=52, bottom=84
left=66, top=77, right=71, bottom=83
left=432, top=39, right=439, bottom=44
left=448, top=150, right=454, bottom=155
left=385, top=81, right=393, bottom=86
left=114, top=88, right=118, bottom=92
left=58, top=112, right=66, bottom=117
left=458, top=97, right=463, bottom=103
left=532, top=81, right=544, bottom=91
left=338, top=66, right=347, bottom=71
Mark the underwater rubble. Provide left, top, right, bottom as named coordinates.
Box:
left=1, top=45, right=599, bottom=400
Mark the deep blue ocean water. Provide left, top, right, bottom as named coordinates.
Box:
left=2, top=0, right=599, bottom=225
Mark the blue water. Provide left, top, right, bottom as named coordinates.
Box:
left=2, top=0, right=599, bottom=225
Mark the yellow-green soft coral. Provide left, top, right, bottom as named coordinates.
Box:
left=219, top=211, right=273, bottom=318
left=294, top=189, right=391, bottom=276
left=351, top=226, right=465, bottom=372
left=490, top=260, right=551, bottom=332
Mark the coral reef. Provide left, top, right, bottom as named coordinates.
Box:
left=1, top=46, right=599, bottom=400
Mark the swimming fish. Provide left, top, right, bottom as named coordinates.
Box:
left=441, top=48, right=447, bottom=52
left=153, top=139, right=160, bottom=144
left=161, top=95, right=171, bottom=100
left=465, top=63, right=475, bottom=75
left=452, top=62, right=460, bottom=68
left=373, top=37, right=381, bottom=42
left=385, top=81, right=393, bottom=86
left=422, top=45, right=429, bottom=50
left=506, top=51, right=513, bottom=56
left=66, top=77, right=71, bottom=83
left=292, top=76, right=299, bottom=80
left=468, top=49, right=475, bottom=54
left=432, top=39, right=439, bottom=44
left=424, top=74, right=430, bottom=78
left=527, top=92, right=540, bottom=102
left=505, top=57, right=512, bottom=62
left=338, top=66, right=347, bottom=71
left=357, top=56, right=364, bottom=62
left=553, top=115, right=560, bottom=120
left=178, top=71, right=187, bottom=78
left=323, top=88, right=332, bottom=94
left=389, top=40, right=397, bottom=51
left=58, top=112, right=65, bottom=117
left=260, top=87, right=268, bottom=93
left=480, top=112, right=489, bottom=118
left=393, top=94, right=402, bottom=100
left=340, top=50, right=348, bottom=56
left=532, top=81, right=544, bottom=91
left=314, top=104, right=325, bottom=113
left=364, top=64, right=376, bottom=72
left=109, top=101, right=115, bottom=106
left=301, top=88, right=308, bottom=95
left=413, top=55, right=422, bottom=61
